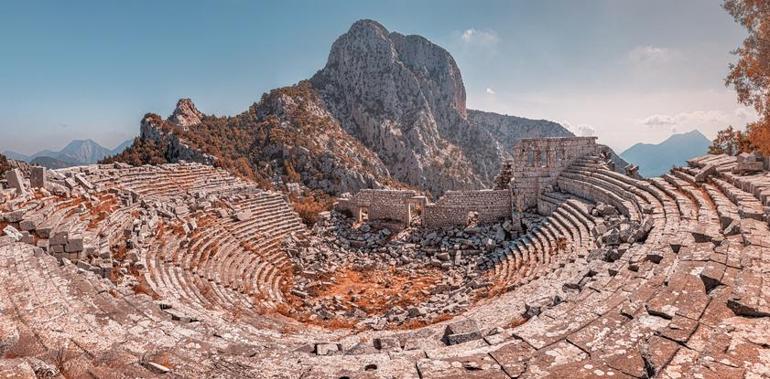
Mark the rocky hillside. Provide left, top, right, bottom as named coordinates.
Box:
left=107, top=90, right=399, bottom=194
left=110, top=19, right=578, bottom=196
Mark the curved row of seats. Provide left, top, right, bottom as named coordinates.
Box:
left=490, top=155, right=768, bottom=378
left=3, top=158, right=769, bottom=378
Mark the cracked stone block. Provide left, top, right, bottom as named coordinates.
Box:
left=2, top=225, right=23, bottom=241
left=235, top=211, right=250, bottom=222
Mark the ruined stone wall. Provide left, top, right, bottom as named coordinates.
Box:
left=335, top=189, right=420, bottom=224
left=510, top=137, right=598, bottom=211
left=334, top=137, right=597, bottom=228
left=422, top=190, right=511, bottom=229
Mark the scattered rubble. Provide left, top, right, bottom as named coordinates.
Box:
left=282, top=210, right=525, bottom=328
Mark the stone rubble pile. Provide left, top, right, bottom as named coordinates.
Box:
left=588, top=202, right=654, bottom=263
left=283, top=210, right=537, bottom=328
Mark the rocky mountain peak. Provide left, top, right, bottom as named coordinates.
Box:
left=169, top=98, right=203, bottom=128
left=313, top=19, right=466, bottom=124
left=309, top=19, right=480, bottom=194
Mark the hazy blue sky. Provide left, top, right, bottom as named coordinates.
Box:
left=0, top=0, right=755, bottom=154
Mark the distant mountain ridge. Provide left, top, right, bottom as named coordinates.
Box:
left=620, top=130, right=711, bottom=177
left=4, top=139, right=132, bottom=168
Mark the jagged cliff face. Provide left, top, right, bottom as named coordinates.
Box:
left=139, top=113, right=217, bottom=165
left=310, top=20, right=572, bottom=194
left=169, top=98, right=204, bottom=128
left=111, top=19, right=576, bottom=196
left=311, top=20, right=483, bottom=195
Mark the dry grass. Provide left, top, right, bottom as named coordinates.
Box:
left=52, top=344, right=77, bottom=378
left=55, top=196, right=86, bottom=212
left=112, top=243, right=127, bottom=263
left=288, top=192, right=334, bottom=226
left=554, top=237, right=568, bottom=253
left=509, top=316, right=528, bottom=328
left=398, top=313, right=452, bottom=330
left=155, top=221, right=166, bottom=239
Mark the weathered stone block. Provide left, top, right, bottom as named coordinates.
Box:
left=50, top=231, right=69, bottom=245
left=443, top=319, right=481, bottom=345
left=30, top=166, right=46, bottom=188
left=4, top=169, right=26, bottom=194
left=65, top=236, right=84, bottom=252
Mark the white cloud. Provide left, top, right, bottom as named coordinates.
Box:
left=734, top=106, right=757, bottom=120
left=639, top=114, right=677, bottom=127
left=459, top=28, right=499, bottom=46
left=627, top=46, right=679, bottom=66
left=561, top=120, right=597, bottom=137
left=485, top=88, right=496, bottom=95
left=639, top=110, right=730, bottom=128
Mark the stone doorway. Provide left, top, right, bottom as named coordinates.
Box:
left=357, top=206, right=369, bottom=223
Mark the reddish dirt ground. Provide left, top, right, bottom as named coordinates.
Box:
left=315, top=267, right=440, bottom=314
left=280, top=266, right=457, bottom=330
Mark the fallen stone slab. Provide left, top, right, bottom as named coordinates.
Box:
left=374, top=336, right=401, bottom=352
left=2, top=225, right=23, bottom=241
left=694, top=164, right=716, bottom=183
left=443, top=319, right=481, bottom=345
left=143, top=361, right=171, bottom=374
left=64, top=177, right=78, bottom=190
left=74, top=174, right=94, bottom=190
left=3, top=210, right=24, bottom=223
left=50, top=231, right=69, bottom=245
left=727, top=296, right=770, bottom=317
left=18, top=218, right=39, bottom=232
left=65, top=235, right=84, bottom=253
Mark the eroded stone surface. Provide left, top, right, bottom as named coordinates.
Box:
left=0, top=148, right=768, bottom=377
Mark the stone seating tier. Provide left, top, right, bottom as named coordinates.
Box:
left=1, top=158, right=769, bottom=378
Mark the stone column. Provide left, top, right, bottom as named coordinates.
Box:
left=5, top=169, right=26, bottom=194
left=30, top=166, right=47, bottom=188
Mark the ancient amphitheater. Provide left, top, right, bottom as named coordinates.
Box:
left=1, top=137, right=769, bottom=378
